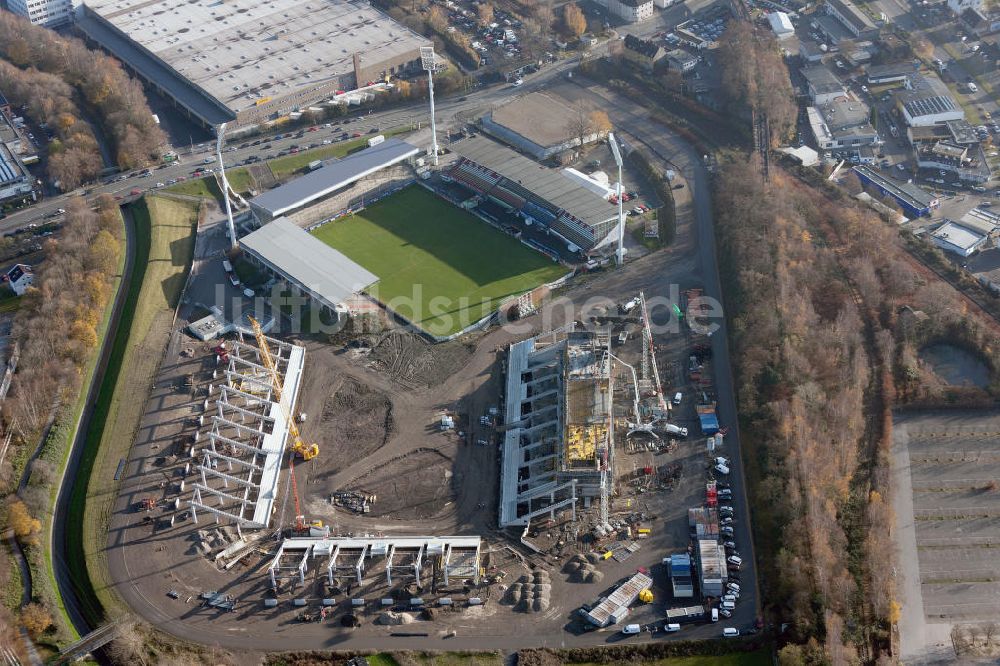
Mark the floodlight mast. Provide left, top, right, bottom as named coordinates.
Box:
left=216, top=123, right=238, bottom=250
left=608, top=133, right=625, bottom=266
left=420, top=47, right=440, bottom=167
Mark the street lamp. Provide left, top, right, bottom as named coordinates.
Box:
left=420, top=46, right=440, bottom=167
left=608, top=132, right=625, bottom=266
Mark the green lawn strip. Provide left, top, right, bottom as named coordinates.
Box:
left=568, top=651, right=771, bottom=666
left=2, top=542, right=22, bottom=612
left=312, top=186, right=566, bottom=336
left=66, top=196, right=198, bottom=626
left=0, top=289, right=21, bottom=313
left=166, top=167, right=251, bottom=200
left=33, top=212, right=128, bottom=645
left=411, top=653, right=503, bottom=666
left=225, top=167, right=253, bottom=193
left=268, top=127, right=411, bottom=178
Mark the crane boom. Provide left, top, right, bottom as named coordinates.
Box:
left=639, top=292, right=669, bottom=414
left=247, top=317, right=318, bottom=461
left=246, top=317, right=318, bottom=533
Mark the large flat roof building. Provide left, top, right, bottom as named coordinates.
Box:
left=825, top=0, right=878, bottom=38
left=76, top=0, right=431, bottom=130
left=853, top=165, right=940, bottom=217
left=481, top=92, right=605, bottom=160
left=448, top=135, right=618, bottom=252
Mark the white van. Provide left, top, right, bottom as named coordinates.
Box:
left=721, top=600, right=736, bottom=610
left=665, top=623, right=681, bottom=632
left=673, top=391, right=682, bottom=404
left=621, top=624, right=641, bottom=635
left=723, top=627, right=740, bottom=637
left=711, top=608, right=719, bottom=622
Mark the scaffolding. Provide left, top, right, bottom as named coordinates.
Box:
left=190, top=331, right=306, bottom=529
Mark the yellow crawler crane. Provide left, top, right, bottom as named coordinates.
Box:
left=247, top=316, right=319, bottom=461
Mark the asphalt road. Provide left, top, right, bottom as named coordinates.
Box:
left=0, top=51, right=594, bottom=236
left=561, top=79, right=761, bottom=631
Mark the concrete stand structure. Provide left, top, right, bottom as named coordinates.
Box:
left=190, top=331, right=305, bottom=529
left=267, top=536, right=481, bottom=588
left=499, top=329, right=615, bottom=527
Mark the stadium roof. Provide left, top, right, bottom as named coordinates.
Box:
left=452, top=135, right=615, bottom=229
left=239, top=217, right=378, bottom=309
left=251, top=139, right=419, bottom=217
left=79, top=0, right=430, bottom=115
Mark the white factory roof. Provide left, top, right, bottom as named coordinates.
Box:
left=930, top=220, right=986, bottom=253
left=79, top=0, right=430, bottom=115
left=240, top=217, right=378, bottom=309
left=768, top=11, right=795, bottom=35
left=251, top=138, right=419, bottom=217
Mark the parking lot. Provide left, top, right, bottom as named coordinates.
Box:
left=894, top=411, right=1000, bottom=658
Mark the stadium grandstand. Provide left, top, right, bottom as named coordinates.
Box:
left=240, top=217, right=378, bottom=318
left=249, top=138, right=420, bottom=228
left=446, top=135, right=618, bottom=252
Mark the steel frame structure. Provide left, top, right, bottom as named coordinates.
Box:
left=190, top=330, right=306, bottom=529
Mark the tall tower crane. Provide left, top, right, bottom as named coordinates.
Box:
left=247, top=317, right=319, bottom=533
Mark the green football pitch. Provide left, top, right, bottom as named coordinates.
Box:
left=312, top=186, right=567, bottom=336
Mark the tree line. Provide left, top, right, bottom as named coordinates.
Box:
left=715, top=155, right=1000, bottom=662
left=0, top=12, right=166, bottom=185
left=716, top=21, right=797, bottom=147
left=0, top=195, right=123, bottom=644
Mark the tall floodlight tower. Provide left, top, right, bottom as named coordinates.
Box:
left=420, top=46, right=440, bottom=167
left=608, top=132, right=625, bottom=266
left=216, top=123, right=237, bottom=250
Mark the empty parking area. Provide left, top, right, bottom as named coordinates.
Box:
left=897, top=412, right=1000, bottom=625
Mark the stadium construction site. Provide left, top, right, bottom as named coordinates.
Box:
left=108, top=263, right=745, bottom=645
left=106, top=113, right=750, bottom=646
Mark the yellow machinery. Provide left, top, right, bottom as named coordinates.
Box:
left=247, top=317, right=319, bottom=461
left=638, top=589, right=653, bottom=603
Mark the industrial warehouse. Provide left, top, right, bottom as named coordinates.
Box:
left=75, top=0, right=431, bottom=129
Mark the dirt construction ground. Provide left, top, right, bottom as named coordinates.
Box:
left=102, top=79, right=758, bottom=653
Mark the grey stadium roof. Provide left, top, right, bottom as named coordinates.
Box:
left=251, top=139, right=419, bottom=217
left=240, top=217, right=378, bottom=308
left=452, top=135, right=615, bottom=229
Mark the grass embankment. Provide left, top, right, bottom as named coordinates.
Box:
left=312, top=185, right=566, bottom=336
left=166, top=167, right=252, bottom=199
left=0, top=288, right=21, bottom=313
left=570, top=652, right=771, bottom=666
left=64, top=195, right=198, bottom=626
left=268, top=127, right=411, bottom=178
left=22, top=212, right=129, bottom=647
